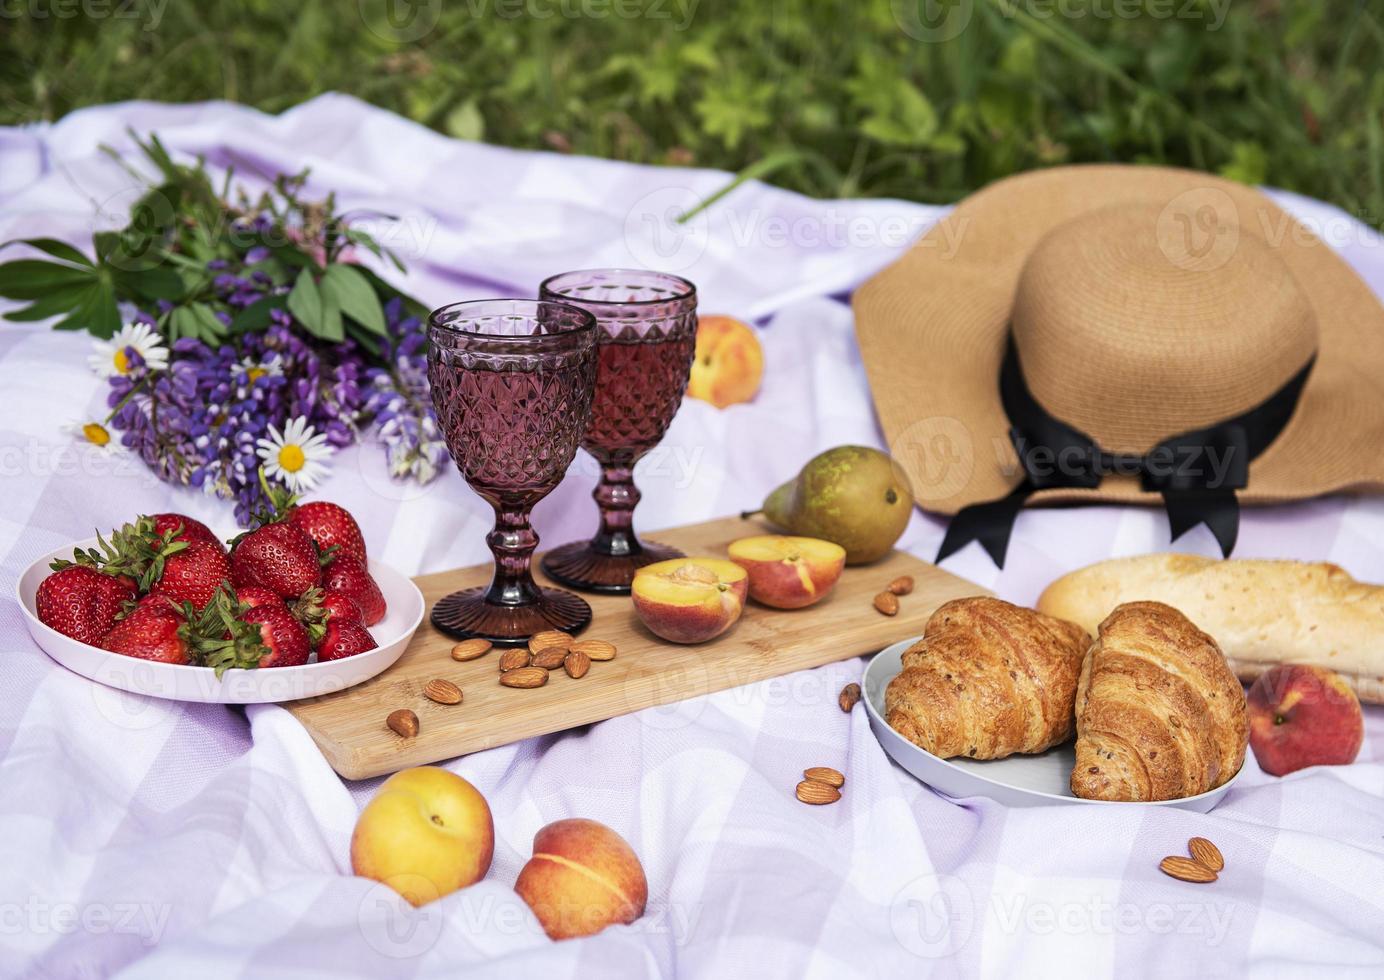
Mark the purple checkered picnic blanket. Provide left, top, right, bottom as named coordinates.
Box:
left=1, top=95, right=1380, bottom=978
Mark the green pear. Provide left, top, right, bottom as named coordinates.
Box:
left=746, top=445, right=914, bottom=564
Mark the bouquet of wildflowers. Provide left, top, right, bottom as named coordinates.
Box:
left=0, top=134, right=446, bottom=523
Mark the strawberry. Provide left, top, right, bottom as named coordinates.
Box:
left=318, top=619, right=377, bottom=661
left=322, top=556, right=386, bottom=625
left=100, top=603, right=190, bottom=664
left=36, top=566, right=135, bottom=644
left=54, top=516, right=188, bottom=593
left=287, top=501, right=366, bottom=564
left=240, top=604, right=311, bottom=668
left=318, top=589, right=362, bottom=624
left=151, top=513, right=224, bottom=553
left=148, top=541, right=231, bottom=609
left=230, top=522, right=321, bottom=599
left=191, top=585, right=310, bottom=673
left=233, top=585, right=283, bottom=610
left=292, top=587, right=362, bottom=648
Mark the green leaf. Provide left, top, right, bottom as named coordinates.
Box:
left=169, top=306, right=199, bottom=341
left=115, top=265, right=186, bottom=301
left=0, top=260, right=97, bottom=300
left=3, top=285, right=88, bottom=323
left=51, top=281, right=120, bottom=338
left=188, top=302, right=226, bottom=340
left=344, top=317, right=387, bottom=359
left=286, top=268, right=324, bottom=336
left=319, top=286, right=343, bottom=342
left=321, top=263, right=386, bottom=336
left=1220, top=142, right=1269, bottom=185
left=230, top=295, right=284, bottom=334
left=2, top=238, right=93, bottom=267
left=445, top=99, right=485, bottom=142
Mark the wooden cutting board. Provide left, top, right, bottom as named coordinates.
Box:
left=288, top=515, right=986, bottom=779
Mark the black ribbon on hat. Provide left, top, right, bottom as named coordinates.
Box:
left=936, top=338, right=1315, bottom=567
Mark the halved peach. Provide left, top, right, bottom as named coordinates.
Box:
left=727, top=534, right=846, bottom=610
left=630, top=558, right=748, bottom=644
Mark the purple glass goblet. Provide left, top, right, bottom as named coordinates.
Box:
left=538, top=269, right=698, bottom=594
left=427, top=299, right=598, bottom=643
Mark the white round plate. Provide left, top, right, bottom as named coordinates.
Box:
left=863, top=635, right=1241, bottom=811
left=18, top=536, right=424, bottom=704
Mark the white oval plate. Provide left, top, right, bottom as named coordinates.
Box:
left=864, top=635, right=1241, bottom=811
left=17, top=536, right=424, bottom=704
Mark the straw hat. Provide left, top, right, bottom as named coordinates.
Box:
left=853, top=164, right=1384, bottom=561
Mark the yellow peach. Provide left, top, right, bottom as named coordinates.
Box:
left=686, top=315, right=763, bottom=408
left=350, top=766, right=494, bottom=906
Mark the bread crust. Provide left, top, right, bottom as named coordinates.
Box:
left=1037, top=554, right=1384, bottom=703
left=884, top=596, right=1090, bottom=760
left=1070, top=601, right=1248, bottom=802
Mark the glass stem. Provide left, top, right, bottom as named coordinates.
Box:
left=591, top=462, right=642, bottom=557
left=485, top=504, right=542, bottom=605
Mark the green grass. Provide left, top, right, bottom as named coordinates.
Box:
left=3, top=0, right=1383, bottom=227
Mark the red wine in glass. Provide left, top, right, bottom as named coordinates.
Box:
left=427, top=299, right=598, bottom=643
left=539, top=269, right=698, bottom=594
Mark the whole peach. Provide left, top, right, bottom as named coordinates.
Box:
left=686, top=315, right=763, bottom=409
left=351, top=766, right=494, bottom=906
left=1248, top=664, right=1364, bottom=777
left=514, top=818, right=649, bottom=940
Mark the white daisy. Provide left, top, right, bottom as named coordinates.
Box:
left=88, top=322, right=170, bottom=378
left=238, top=354, right=284, bottom=385
left=256, top=416, right=334, bottom=493
left=63, top=419, right=125, bottom=457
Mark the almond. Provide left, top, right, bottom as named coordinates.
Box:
left=838, top=682, right=861, bottom=713
left=498, top=649, right=531, bottom=672
left=1188, top=837, right=1224, bottom=872
left=564, top=650, right=591, bottom=679
left=528, top=630, right=572, bottom=656
left=531, top=646, right=568, bottom=670
left=423, top=678, right=463, bottom=705
left=804, top=766, right=845, bottom=788
left=387, top=709, right=419, bottom=738
left=887, top=575, right=915, bottom=596
left=450, top=639, right=492, bottom=662
left=795, top=779, right=841, bottom=805
left=873, top=591, right=899, bottom=616
left=570, top=639, right=616, bottom=662
left=499, top=666, right=549, bottom=689
left=1159, top=855, right=1218, bottom=883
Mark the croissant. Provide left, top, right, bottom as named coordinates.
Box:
left=884, top=597, right=1091, bottom=760
left=1071, top=601, right=1248, bottom=802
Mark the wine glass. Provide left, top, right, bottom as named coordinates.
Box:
left=537, top=269, right=698, bottom=594
left=427, top=299, right=599, bottom=643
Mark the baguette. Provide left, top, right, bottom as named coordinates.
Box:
left=1037, top=554, right=1384, bottom=704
